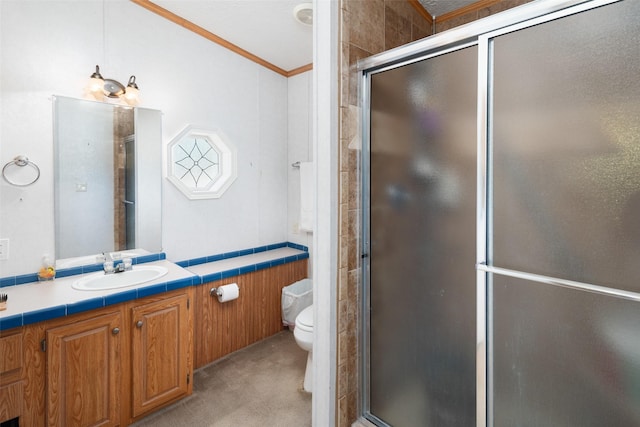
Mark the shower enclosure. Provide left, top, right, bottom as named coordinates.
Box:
left=360, top=1, right=640, bottom=425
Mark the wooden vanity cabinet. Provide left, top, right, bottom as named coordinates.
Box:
left=7, top=287, right=193, bottom=426
left=46, top=311, right=122, bottom=427
left=130, top=293, right=191, bottom=419
left=0, top=331, right=24, bottom=424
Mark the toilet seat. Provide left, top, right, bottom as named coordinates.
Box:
left=295, top=305, right=314, bottom=333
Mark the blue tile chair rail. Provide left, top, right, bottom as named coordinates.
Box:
left=178, top=242, right=308, bottom=268
left=197, top=252, right=309, bottom=284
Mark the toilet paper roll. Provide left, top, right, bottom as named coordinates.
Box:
left=217, top=283, right=239, bottom=303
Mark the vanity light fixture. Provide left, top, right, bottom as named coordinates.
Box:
left=87, top=65, right=140, bottom=106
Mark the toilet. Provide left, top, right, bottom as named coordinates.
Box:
left=294, top=304, right=314, bottom=393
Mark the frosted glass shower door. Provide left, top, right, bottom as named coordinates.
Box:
left=489, top=1, right=640, bottom=425
left=366, top=45, right=478, bottom=426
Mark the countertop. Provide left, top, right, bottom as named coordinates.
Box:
left=0, top=260, right=197, bottom=330
left=0, top=246, right=308, bottom=331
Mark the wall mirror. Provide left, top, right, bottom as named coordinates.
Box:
left=53, top=96, right=162, bottom=268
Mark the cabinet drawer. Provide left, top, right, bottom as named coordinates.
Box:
left=0, top=333, right=22, bottom=382
left=0, top=381, right=22, bottom=423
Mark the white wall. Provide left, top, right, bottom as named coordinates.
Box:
left=0, top=0, right=308, bottom=277
left=287, top=71, right=313, bottom=256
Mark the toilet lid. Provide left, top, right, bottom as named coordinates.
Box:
left=296, top=305, right=314, bottom=329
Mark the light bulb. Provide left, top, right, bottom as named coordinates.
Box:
left=89, top=77, right=104, bottom=92
left=123, top=86, right=139, bottom=106
left=87, top=65, right=105, bottom=100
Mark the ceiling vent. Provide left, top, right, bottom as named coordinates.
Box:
left=293, top=3, right=313, bottom=26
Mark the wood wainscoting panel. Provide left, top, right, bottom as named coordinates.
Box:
left=195, top=259, right=308, bottom=368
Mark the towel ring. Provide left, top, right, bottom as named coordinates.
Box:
left=2, top=156, right=41, bottom=187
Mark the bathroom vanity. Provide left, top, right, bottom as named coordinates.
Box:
left=0, top=263, right=195, bottom=426
left=0, top=245, right=308, bottom=426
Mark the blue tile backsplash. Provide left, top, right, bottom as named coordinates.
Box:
left=177, top=242, right=307, bottom=268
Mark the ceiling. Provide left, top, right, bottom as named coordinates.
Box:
left=146, top=0, right=479, bottom=73
left=419, top=0, right=480, bottom=17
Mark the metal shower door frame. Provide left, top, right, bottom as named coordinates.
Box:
left=358, top=1, right=621, bottom=426
left=360, top=40, right=480, bottom=427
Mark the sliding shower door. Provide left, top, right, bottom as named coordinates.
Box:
left=365, top=45, right=478, bottom=426
left=363, top=1, right=640, bottom=426
left=488, top=1, right=640, bottom=425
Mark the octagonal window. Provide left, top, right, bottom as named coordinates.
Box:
left=167, top=126, right=237, bottom=199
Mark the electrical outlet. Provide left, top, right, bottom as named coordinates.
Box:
left=0, top=239, right=8, bottom=260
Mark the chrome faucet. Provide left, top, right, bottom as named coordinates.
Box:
left=103, top=252, right=115, bottom=274
left=103, top=253, right=133, bottom=274
left=114, top=258, right=133, bottom=273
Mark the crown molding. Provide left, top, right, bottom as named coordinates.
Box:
left=407, top=0, right=435, bottom=24
left=131, top=0, right=313, bottom=77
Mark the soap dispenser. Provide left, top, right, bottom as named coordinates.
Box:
left=38, top=254, right=56, bottom=281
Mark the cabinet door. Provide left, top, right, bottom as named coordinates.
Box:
left=47, top=311, right=122, bottom=427
left=131, top=293, right=189, bottom=418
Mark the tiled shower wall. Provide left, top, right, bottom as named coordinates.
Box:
left=336, top=1, right=532, bottom=425
left=113, top=108, right=134, bottom=251
left=337, top=2, right=431, bottom=426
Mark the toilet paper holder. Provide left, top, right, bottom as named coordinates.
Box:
left=210, top=286, right=240, bottom=297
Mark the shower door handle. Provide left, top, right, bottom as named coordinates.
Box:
left=123, top=200, right=135, bottom=205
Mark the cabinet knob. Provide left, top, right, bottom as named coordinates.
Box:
left=136, top=320, right=144, bottom=328
left=112, top=327, right=120, bottom=335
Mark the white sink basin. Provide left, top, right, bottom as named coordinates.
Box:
left=72, top=265, right=168, bottom=291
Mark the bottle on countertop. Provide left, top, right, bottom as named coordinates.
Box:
left=38, top=254, right=56, bottom=281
